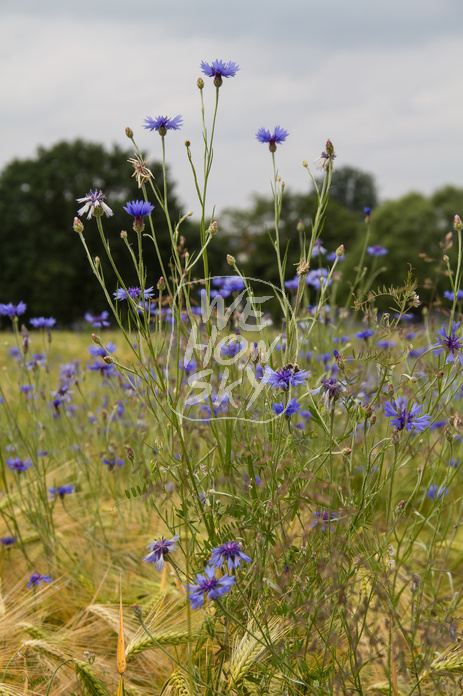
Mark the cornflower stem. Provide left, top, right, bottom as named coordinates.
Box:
left=450, top=226, right=462, bottom=326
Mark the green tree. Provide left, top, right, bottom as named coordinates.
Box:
left=0, top=140, right=221, bottom=324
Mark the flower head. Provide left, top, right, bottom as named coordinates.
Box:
left=427, top=485, right=449, bottom=500
left=128, top=154, right=154, bottom=188
left=102, top=456, right=124, bottom=470
left=30, top=317, right=56, bottom=329
left=143, top=534, right=180, bottom=570
left=6, top=457, right=33, bottom=472
left=1, top=535, right=16, bottom=546
left=315, top=141, right=336, bottom=171
left=76, top=190, right=113, bottom=219
left=123, top=200, right=155, bottom=232
left=185, top=565, right=236, bottom=609
left=84, top=311, right=110, bottom=328
left=210, top=541, right=252, bottom=572
left=256, top=126, right=289, bottom=153
left=367, top=245, right=388, bottom=257
left=27, top=572, right=52, bottom=588
left=433, top=322, right=463, bottom=365
left=143, top=115, right=183, bottom=136
left=48, top=484, right=75, bottom=499
left=263, top=364, right=310, bottom=391
left=272, top=397, right=302, bottom=418
left=384, top=396, right=431, bottom=433
left=114, top=286, right=154, bottom=302
left=356, top=330, right=374, bottom=340
left=310, top=510, right=339, bottom=532
left=200, top=59, right=239, bottom=87
left=0, top=302, right=26, bottom=318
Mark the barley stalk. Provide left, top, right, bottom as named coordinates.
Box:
left=74, top=660, right=112, bottom=696
left=126, top=629, right=198, bottom=658
left=229, top=619, right=290, bottom=686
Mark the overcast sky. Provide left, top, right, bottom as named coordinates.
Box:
left=1, top=0, right=462, bottom=217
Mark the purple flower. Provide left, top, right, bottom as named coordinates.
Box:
left=143, top=115, right=183, bottom=135
left=200, top=59, right=239, bottom=86
left=367, top=245, right=388, bottom=257
left=383, top=397, right=431, bottom=433
left=185, top=565, right=236, bottom=610
left=427, top=485, right=449, bottom=500
left=143, top=534, right=180, bottom=570
left=114, top=286, right=154, bottom=301
left=310, top=510, right=339, bottom=532
left=48, top=484, right=75, bottom=499
left=272, top=397, right=302, bottom=418
left=263, top=365, right=310, bottom=390
left=444, top=290, right=463, bottom=301
left=209, top=541, right=252, bottom=572
left=364, top=207, right=371, bottom=215
left=123, top=200, right=155, bottom=219
left=1, top=536, right=16, bottom=546
left=284, top=277, right=300, bottom=290
left=30, top=317, right=56, bottom=329
left=356, top=330, right=374, bottom=340
left=256, top=126, right=289, bottom=152
left=85, top=311, right=110, bottom=328
left=27, top=572, right=52, bottom=588
left=311, top=239, right=327, bottom=257
left=88, top=341, right=117, bottom=358
left=102, top=456, right=124, bottom=470
left=76, top=189, right=113, bottom=219
left=306, top=268, right=331, bottom=290
left=0, top=301, right=27, bottom=317
left=433, top=322, right=463, bottom=364
left=6, top=457, right=33, bottom=472
left=315, top=378, right=345, bottom=409
left=88, top=361, right=115, bottom=377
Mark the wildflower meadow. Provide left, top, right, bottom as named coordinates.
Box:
left=2, top=58, right=463, bottom=696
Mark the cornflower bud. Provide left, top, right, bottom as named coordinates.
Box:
left=126, top=446, right=135, bottom=462
left=207, top=221, right=218, bottom=236
left=120, top=230, right=127, bottom=239
left=185, top=140, right=191, bottom=148
left=445, top=427, right=454, bottom=443
left=94, top=257, right=100, bottom=267
left=73, top=217, right=84, bottom=233
left=227, top=254, right=236, bottom=266
left=454, top=215, right=463, bottom=231
left=103, top=355, right=113, bottom=364
left=336, top=244, right=345, bottom=257
left=125, top=126, right=134, bottom=139
left=133, top=604, right=143, bottom=620
left=92, top=334, right=102, bottom=346
left=325, top=139, right=335, bottom=155
left=297, top=219, right=304, bottom=233
left=443, top=254, right=449, bottom=263
left=197, top=77, right=204, bottom=89
left=157, top=277, right=166, bottom=291
left=302, top=160, right=308, bottom=168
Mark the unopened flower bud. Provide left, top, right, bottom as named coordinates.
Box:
left=94, top=257, right=100, bottom=267
left=454, top=215, right=463, bottom=232
left=297, top=219, right=304, bottom=233
left=73, top=217, right=84, bottom=233
left=396, top=500, right=405, bottom=511
left=92, top=334, right=102, bottom=345
left=103, top=355, right=113, bottom=364
left=445, top=427, right=454, bottom=443
left=443, top=254, right=449, bottom=263
left=336, top=244, right=345, bottom=257
left=197, top=77, right=204, bottom=90
left=370, top=414, right=376, bottom=426
left=121, top=230, right=127, bottom=239
left=391, top=429, right=400, bottom=447
left=207, top=221, right=218, bottom=236
left=133, top=604, right=143, bottom=620
left=302, top=160, right=308, bottom=168
left=125, top=126, right=134, bottom=139
left=226, top=254, right=236, bottom=266
left=325, top=139, right=335, bottom=155
left=185, top=140, right=191, bottom=148
left=281, top=181, right=286, bottom=190
left=126, top=446, right=135, bottom=462
left=157, top=277, right=165, bottom=291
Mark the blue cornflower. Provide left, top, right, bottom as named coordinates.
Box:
left=48, top=484, right=75, bottom=499
left=433, top=322, right=463, bottom=365
left=0, top=301, right=27, bottom=317
left=427, top=485, right=449, bottom=500
left=367, top=245, right=388, bottom=257
left=143, top=115, right=183, bottom=135
left=364, top=207, right=371, bottom=216
left=310, top=510, right=339, bottom=532
left=311, top=239, right=327, bottom=257
left=143, top=533, right=180, bottom=570
left=123, top=200, right=154, bottom=219
left=256, top=126, right=289, bottom=152
left=209, top=540, right=251, bottom=572
left=284, top=277, right=300, bottom=290
left=30, top=317, right=56, bottom=329
left=312, top=378, right=345, bottom=409
left=383, top=396, right=431, bottom=433
left=88, top=361, right=115, bottom=377
left=6, top=457, right=33, bottom=472
left=185, top=566, right=236, bottom=609
left=263, top=365, right=310, bottom=391
left=272, top=397, right=302, bottom=418
left=88, top=341, right=117, bottom=358
left=84, top=311, right=110, bottom=328
left=200, top=59, right=239, bottom=86
left=444, top=290, right=463, bottom=301
left=114, top=286, right=154, bottom=301
left=76, top=189, right=113, bottom=219
left=356, top=330, right=374, bottom=340
left=102, top=456, right=124, bottom=470
left=306, top=268, right=331, bottom=290
left=0, top=536, right=16, bottom=546
left=27, top=572, right=52, bottom=588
